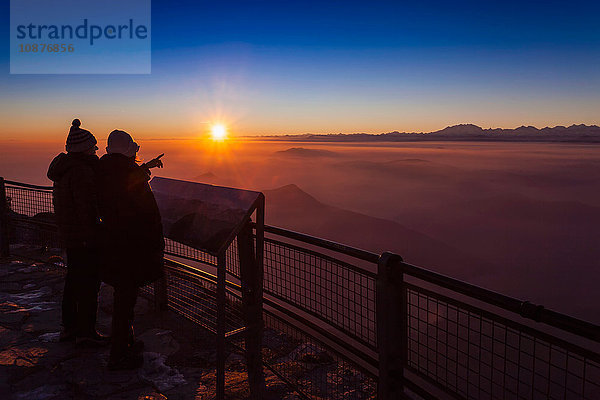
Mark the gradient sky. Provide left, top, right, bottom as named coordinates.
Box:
left=1, top=0, right=599, bottom=139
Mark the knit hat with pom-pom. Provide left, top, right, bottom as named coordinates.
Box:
left=65, top=119, right=97, bottom=153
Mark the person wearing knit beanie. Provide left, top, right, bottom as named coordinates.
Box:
left=66, top=119, right=98, bottom=153
left=47, top=118, right=108, bottom=347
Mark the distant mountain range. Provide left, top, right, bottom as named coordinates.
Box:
left=256, top=124, right=600, bottom=142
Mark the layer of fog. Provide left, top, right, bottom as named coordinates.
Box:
left=1, top=139, right=598, bottom=322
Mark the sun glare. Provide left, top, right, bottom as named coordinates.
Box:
left=211, top=124, right=227, bottom=141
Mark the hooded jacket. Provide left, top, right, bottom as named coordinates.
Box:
left=47, top=152, right=100, bottom=248
left=96, top=153, right=164, bottom=287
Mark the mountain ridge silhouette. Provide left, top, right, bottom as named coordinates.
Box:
left=254, top=123, right=600, bottom=142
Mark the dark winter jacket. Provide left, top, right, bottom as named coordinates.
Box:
left=97, top=153, right=164, bottom=288
left=47, top=152, right=100, bottom=248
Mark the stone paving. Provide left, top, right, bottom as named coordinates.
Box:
left=0, top=252, right=292, bottom=400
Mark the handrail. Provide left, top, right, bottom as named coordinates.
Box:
left=405, top=282, right=600, bottom=363
left=261, top=224, right=380, bottom=263
left=164, top=257, right=241, bottom=295
left=263, top=236, right=377, bottom=278
left=5, top=180, right=53, bottom=190
left=401, top=260, right=599, bottom=342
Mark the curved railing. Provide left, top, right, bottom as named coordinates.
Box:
left=257, top=224, right=600, bottom=399
left=1, top=177, right=598, bottom=400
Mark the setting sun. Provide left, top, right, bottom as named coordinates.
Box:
left=211, top=124, right=227, bottom=141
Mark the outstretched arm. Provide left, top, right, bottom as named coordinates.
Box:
left=140, top=153, right=164, bottom=173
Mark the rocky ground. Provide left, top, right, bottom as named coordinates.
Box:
left=0, top=250, right=294, bottom=400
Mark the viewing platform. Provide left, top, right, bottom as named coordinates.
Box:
left=0, top=250, right=307, bottom=399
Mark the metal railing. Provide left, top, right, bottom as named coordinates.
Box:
left=1, top=177, right=598, bottom=400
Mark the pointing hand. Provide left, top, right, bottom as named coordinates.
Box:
left=144, top=153, right=164, bottom=169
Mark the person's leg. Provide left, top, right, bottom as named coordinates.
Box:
left=109, top=284, right=140, bottom=367
left=76, top=247, right=101, bottom=336
left=66, top=247, right=108, bottom=346
left=126, top=286, right=137, bottom=340
left=126, top=287, right=144, bottom=352
left=60, top=248, right=79, bottom=341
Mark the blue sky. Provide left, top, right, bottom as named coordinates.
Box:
left=1, top=0, right=599, bottom=138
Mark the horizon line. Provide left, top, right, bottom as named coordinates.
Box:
left=1, top=122, right=599, bottom=142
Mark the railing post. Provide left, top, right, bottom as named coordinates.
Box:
left=377, top=251, right=407, bottom=399
left=0, top=178, right=10, bottom=258
left=238, top=201, right=266, bottom=398
left=216, top=253, right=227, bottom=400
left=153, top=274, right=168, bottom=311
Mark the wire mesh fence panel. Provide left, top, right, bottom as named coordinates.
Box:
left=5, top=185, right=59, bottom=249
left=5, top=185, right=54, bottom=217
left=164, top=238, right=217, bottom=266
left=139, top=282, right=155, bottom=298
left=263, top=311, right=377, bottom=400
left=406, top=285, right=600, bottom=400
left=225, top=288, right=245, bottom=336
left=225, top=237, right=241, bottom=279
left=263, top=238, right=378, bottom=350
left=164, top=262, right=244, bottom=335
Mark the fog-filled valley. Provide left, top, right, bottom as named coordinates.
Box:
left=2, top=139, right=598, bottom=322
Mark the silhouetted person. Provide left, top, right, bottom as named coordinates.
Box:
left=97, top=130, right=165, bottom=370
left=47, top=119, right=108, bottom=346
